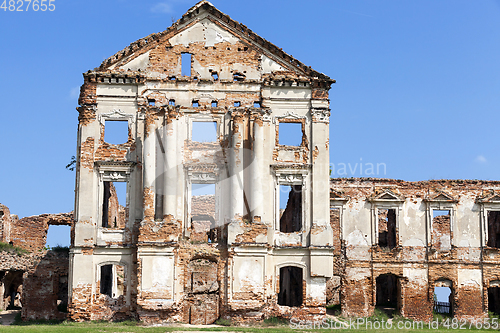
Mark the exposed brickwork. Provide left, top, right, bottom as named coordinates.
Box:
left=333, top=178, right=500, bottom=322
left=10, top=212, right=72, bottom=252
left=22, top=251, right=69, bottom=321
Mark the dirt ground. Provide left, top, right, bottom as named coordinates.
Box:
left=0, top=310, right=19, bottom=325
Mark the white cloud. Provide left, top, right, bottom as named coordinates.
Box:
left=151, top=2, right=174, bottom=14
left=69, top=87, right=79, bottom=100
left=475, top=155, right=487, bottom=164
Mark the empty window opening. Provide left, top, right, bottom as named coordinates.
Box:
left=279, top=122, right=302, bottom=146
left=279, top=185, right=302, bottom=233
left=233, top=72, right=246, bottom=81
left=169, top=99, right=176, bottom=106
left=378, top=209, right=396, bottom=249
left=211, top=101, right=218, bottom=107
left=181, top=53, right=192, bottom=77
left=432, top=210, right=451, bottom=250
left=45, top=225, right=71, bottom=248
left=376, top=274, right=399, bottom=317
left=100, top=265, right=112, bottom=297
left=190, top=183, right=216, bottom=243
left=2, top=271, right=23, bottom=310
left=57, top=274, right=69, bottom=313
left=234, top=101, right=241, bottom=107
left=148, top=99, right=155, bottom=106
left=192, top=100, right=199, bottom=107
left=102, top=181, right=127, bottom=228
left=278, top=266, right=303, bottom=307
left=0, top=210, right=4, bottom=218
left=211, top=72, right=219, bottom=80
left=169, top=76, right=176, bottom=81
left=104, top=120, right=129, bottom=144
left=192, top=121, right=217, bottom=142
left=100, top=264, right=125, bottom=299
left=487, top=211, right=500, bottom=248
left=434, top=283, right=453, bottom=316
left=488, top=282, right=500, bottom=315
left=253, top=101, right=261, bottom=108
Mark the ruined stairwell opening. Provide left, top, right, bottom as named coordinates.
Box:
left=279, top=185, right=302, bottom=233
left=376, top=274, right=399, bottom=317
left=278, top=266, right=303, bottom=307
left=378, top=209, right=396, bottom=249
left=487, top=211, right=500, bottom=248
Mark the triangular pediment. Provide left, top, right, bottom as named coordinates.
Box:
left=426, top=192, right=456, bottom=203
left=477, top=193, right=500, bottom=203
left=97, top=1, right=332, bottom=82
left=330, top=190, right=348, bottom=202
left=370, top=189, right=404, bottom=202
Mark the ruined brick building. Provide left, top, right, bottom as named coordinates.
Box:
left=1, top=0, right=497, bottom=324
left=330, top=179, right=500, bottom=322
left=69, top=0, right=333, bottom=323
left=0, top=204, right=72, bottom=320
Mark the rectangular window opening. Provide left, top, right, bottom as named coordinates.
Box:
left=253, top=101, right=261, bottom=108
left=278, top=266, right=303, bottom=306
left=45, top=225, right=71, bottom=248
left=488, top=285, right=500, bottom=315
left=378, top=209, right=396, bottom=249
left=279, top=185, right=302, bottom=233
left=279, top=122, right=302, bottom=146
left=100, top=264, right=125, bottom=298
left=148, top=99, right=155, bottom=106
left=102, top=181, right=127, bottom=228
left=192, top=100, right=199, bottom=108
left=488, top=211, right=500, bottom=248
left=104, top=120, right=129, bottom=145
left=211, top=72, right=219, bottom=80
left=191, top=121, right=217, bottom=142
left=233, top=101, right=241, bottom=107
left=169, top=99, right=175, bottom=106
left=432, top=210, right=451, bottom=250
left=211, top=101, right=218, bottom=107
left=181, top=53, right=192, bottom=77
left=190, top=183, right=216, bottom=243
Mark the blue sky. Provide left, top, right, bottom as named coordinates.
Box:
left=1, top=0, right=500, bottom=246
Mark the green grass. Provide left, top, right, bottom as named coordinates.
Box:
left=0, top=242, right=29, bottom=255
left=1, top=320, right=499, bottom=333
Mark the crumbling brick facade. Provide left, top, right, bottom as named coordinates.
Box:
left=0, top=203, right=72, bottom=320
left=69, top=0, right=333, bottom=323
left=331, top=178, right=500, bottom=322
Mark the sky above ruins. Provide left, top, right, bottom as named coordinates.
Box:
left=1, top=0, right=500, bottom=246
